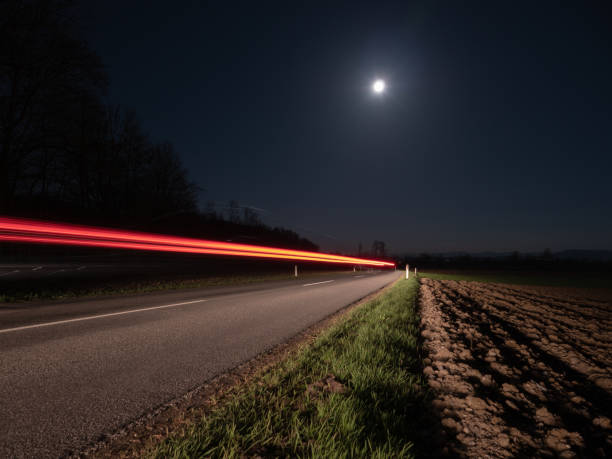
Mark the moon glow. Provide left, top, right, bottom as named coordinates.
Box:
left=372, top=79, right=386, bottom=94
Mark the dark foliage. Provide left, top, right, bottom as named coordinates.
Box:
left=0, top=0, right=317, bottom=254
left=0, top=0, right=197, bottom=224
left=398, top=251, right=612, bottom=272
left=148, top=209, right=318, bottom=252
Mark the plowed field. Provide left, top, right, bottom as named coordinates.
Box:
left=420, top=278, right=612, bottom=458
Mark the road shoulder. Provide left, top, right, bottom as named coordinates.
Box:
left=82, top=273, right=401, bottom=458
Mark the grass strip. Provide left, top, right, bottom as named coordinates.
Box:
left=152, top=277, right=428, bottom=458
left=420, top=271, right=612, bottom=289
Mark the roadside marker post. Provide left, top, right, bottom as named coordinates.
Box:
left=294, top=265, right=298, bottom=277
left=406, top=265, right=409, bottom=279
left=415, top=267, right=417, bottom=278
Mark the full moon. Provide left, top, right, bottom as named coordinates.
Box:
left=372, top=79, right=386, bottom=94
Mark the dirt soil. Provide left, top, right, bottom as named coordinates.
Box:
left=419, top=278, right=612, bottom=458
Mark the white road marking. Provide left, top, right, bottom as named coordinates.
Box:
left=302, top=280, right=335, bottom=287
left=0, top=299, right=208, bottom=335
left=77, top=266, right=86, bottom=271
left=32, top=266, right=43, bottom=271
left=353, top=275, right=364, bottom=278
left=0, top=270, right=19, bottom=277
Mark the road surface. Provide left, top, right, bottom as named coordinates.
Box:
left=0, top=270, right=399, bottom=457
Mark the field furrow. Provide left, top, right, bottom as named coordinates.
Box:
left=420, top=278, right=612, bottom=458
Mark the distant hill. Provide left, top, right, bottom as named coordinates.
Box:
left=553, top=250, right=612, bottom=262
left=400, top=250, right=612, bottom=262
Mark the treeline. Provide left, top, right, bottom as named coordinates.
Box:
left=1, top=0, right=197, bottom=224
left=399, top=251, right=612, bottom=272
left=0, top=0, right=317, bottom=253
left=150, top=204, right=318, bottom=252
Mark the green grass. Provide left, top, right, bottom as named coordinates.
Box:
left=152, top=277, right=429, bottom=458
left=419, top=270, right=612, bottom=289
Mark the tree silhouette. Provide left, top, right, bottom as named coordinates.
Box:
left=0, top=0, right=318, bottom=254
left=0, top=0, right=107, bottom=211
left=371, top=240, right=386, bottom=258
left=242, top=206, right=261, bottom=226
left=0, top=1, right=198, bottom=224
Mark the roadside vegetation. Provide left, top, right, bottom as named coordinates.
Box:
left=152, top=277, right=431, bottom=458
left=419, top=271, right=612, bottom=289
left=0, top=270, right=356, bottom=303
left=0, top=274, right=283, bottom=303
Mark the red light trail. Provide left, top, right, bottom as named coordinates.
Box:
left=0, top=217, right=395, bottom=267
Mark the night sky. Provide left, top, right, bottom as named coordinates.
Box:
left=76, top=1, right=612, bottom=254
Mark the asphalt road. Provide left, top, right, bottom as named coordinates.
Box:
left=0, top=270, right=399, bottom=458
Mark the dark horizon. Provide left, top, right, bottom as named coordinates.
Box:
left=4, top=0, right=611, bottom=255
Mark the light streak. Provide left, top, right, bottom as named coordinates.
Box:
left=0, top=217, right=395, bottom=267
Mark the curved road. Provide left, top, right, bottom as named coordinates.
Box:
left=0, top=270, right=399, bottom=457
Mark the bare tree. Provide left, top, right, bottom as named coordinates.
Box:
left=242, top=206, right=261, bottom=226
left=1, top=1, right=198, bottom=229
left=228, top=200, right=240, bottom=223
left=371, top=240, right=386, bottom=258
left=0, top=0, right=107, bottom=211
left=145, top=141, right=198, bottom=218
